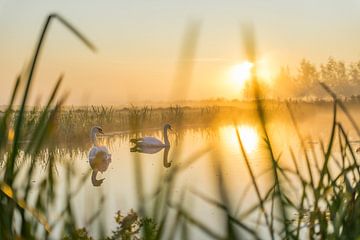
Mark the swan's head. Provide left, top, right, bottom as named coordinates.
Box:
left=91, top=126, right=104, bottom=135
left=164, top=123, right=172, bottom=131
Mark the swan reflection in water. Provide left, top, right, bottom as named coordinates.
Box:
left=130, top=124, right=172, bottom=168
left=88, top=126, right=112, bottom=186
left=130, top=145, right=171, bottom=168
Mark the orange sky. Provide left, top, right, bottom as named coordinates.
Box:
left=1, top=1, right=360, bottom=105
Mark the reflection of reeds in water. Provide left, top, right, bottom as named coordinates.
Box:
left=3, top=13, right=360, bottom=240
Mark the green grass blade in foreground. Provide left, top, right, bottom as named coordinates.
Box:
left=337, top=123, right=360, bottom=176
left=53, top=14, right=97, bottom=52
left=154, top=146, right=211, bottom=238
left=6, top=13, right=96, bottom=186
left=166, top=188, right=186, bottom=240
left=1, top=13, right=96, bottom=238
left=0, top=181, right=51, bottom=233
left=235, top=124, right=273, bottom=238
left=20, top=100, right=66, bottom=237
left=242, top=24, right=290, bottom=238
left=317, top=96, right=337, bottom=190
left=212, top=149, right=239, bottom=239
left=26, top=74, right=64, bottom=154
left=168, top=203, right=224, bottom=240
left=157, top=22, right=202, bottom=228
left=190, top=188, right=260, bottom=238
left=319, top=81, right=360, bottom=136
left=234, top=165, right=274, bottom=212
left=0, top=75, right=20, bottom=148
left=286, top=102, right=315, bottom=190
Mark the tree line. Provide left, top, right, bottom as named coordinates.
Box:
left=268, top=57, right=360, bottom=99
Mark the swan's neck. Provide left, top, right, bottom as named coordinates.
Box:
left=91, top=131, right=98, bottom=146
left=163, top=146, right=171, bottom=168
left=163, top=127, right=170, bottom=146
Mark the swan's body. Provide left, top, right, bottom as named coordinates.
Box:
left=130, top=124, right=172, bottom=148
left=89, top=146, right=111, bottom=172
left=88, top=126, right=111, bottom=186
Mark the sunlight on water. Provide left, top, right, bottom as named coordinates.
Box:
left=220, top=125, right=259, bottom=154
left=238, top=125, right=259, bottom=153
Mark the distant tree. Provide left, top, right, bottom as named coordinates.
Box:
left=268, top=58, right=360, bottom=99
left=349, top=61, right=360, bottom=96
left=320, top=57, right=337, bottom=86
left=320, top=57, right=348, bottom=96
left=349, top=62, right=359, bottom=84
left=296, top=59, right=319, bottom=97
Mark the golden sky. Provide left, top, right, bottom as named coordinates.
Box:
left=1, top=0, right=360, bottom=105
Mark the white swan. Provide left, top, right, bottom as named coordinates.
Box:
left=130, top=123, right=172, bottom=147
left=88, top=126, right=111, bottom=186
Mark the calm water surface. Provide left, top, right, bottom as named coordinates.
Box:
left=17, top=107, right=360, bottom=239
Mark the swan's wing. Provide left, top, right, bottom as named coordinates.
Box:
left=89, top=146, right=108, bottom=158
left=132, top=146, right=164, bottom=154
left=140, top=137, right=164, bottom=146
left=88, top=147, right=99, bottom=161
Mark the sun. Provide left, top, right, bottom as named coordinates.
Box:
left=227, top=58, right=274, bottom=91
left=228, top=61, right=253, bottom=88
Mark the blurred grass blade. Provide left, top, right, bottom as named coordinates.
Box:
left=171, top=21, right=201, bottom=101
left=0, top=181, right=51, bottom=233
left=6, top=13, right=96, bottom=185
left=53, top=14, right=97, bottom=52
left=235, top=124, right=273, bottom=238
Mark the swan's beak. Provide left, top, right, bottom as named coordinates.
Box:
left=99, top=129, right=104, bottom=134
